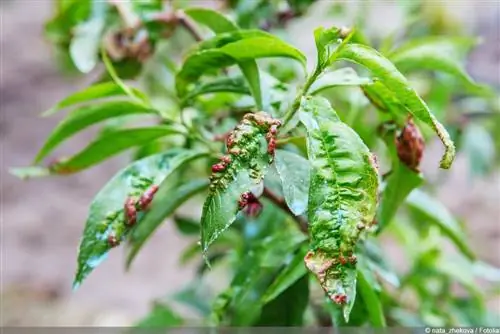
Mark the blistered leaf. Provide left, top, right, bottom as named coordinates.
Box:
left=73, top=149, right=203, bottom=288
left=69, top=1, right=107, bottom=73
left=126, top=177, right=209, bottom=268
left=52, top=126, right=184, bottom=173
left=406, top=189, right=475, bottom=260
left=262, top=247, right=308, bottom=303
left=388, top=37, right=489, bottom=93
left=309, top=67, right=373, bottom=95
left=274, top=149, right=311, bottom=216
left=34, top=101, right=156, bottom=164
left=134, top=302, right=183, bottom=328
left=299, top=96, right=379, bottom=321
left=184, top=7, right=239, bottom=34
left=357, top=269, right=386, bottom=327
left=176, top=31, right=306, bottom=97
left=335, top=43, right=455, bottom=169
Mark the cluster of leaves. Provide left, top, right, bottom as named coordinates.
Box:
left=13, top=0, right=500, bottom=328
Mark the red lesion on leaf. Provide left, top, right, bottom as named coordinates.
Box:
left=107, top=234, right=120, bottom=247
left=333, top=293, right=347, bottom=305
left=124, top=197, right=137, bottom=226
left=138, top=185, right=159, bottom=210
left=211, top=163, right=226, bottom=173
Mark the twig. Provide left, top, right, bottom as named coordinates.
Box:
left=262, top=187, right=308, bottom=234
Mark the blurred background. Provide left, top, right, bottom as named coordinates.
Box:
left=1, top=0, right=499, bottom=326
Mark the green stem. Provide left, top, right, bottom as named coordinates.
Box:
left=282, top=67, right=322, bottom=128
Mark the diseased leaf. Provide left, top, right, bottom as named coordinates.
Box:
left=262, top=247, right=308, bottom=303
left=134, top=302, right=183, bottom=328
left=34, top=101, right=156, bottom=164
left=388, top=37, right=489, bottom=93
left=299, top=96, right=379, bottom=322
left=274, top=149, right=311, bottom=216
left=335, top=43, right=455, bottom=169
left=126, top=178, right=209, bottom=268
left=184, top=7, right=239, bottom=34
left=9, top=166, right=51, bottom=180
left=309, top=67, right=373, bottom=95
left=73, top=149, right=204, bottom=288
left=201, top=113, right=281, bottom=255
left=406, top=189, right=475, bottom=260
left=176, top=31, right=306, bottom=97
left=69, top=1, right=107, bottom=73
left=357, top=268, right=386, bottom=327
left=52, top=126, right=184, bottom=173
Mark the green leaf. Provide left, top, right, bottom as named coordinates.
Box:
left=176, top=31, right=306, bottom=97
left=53, top=126, right=183, bottom=173
left=126, top=178, right=209, bottom=268
left=183, top=7, right=239, bottom=34
left=377, top=163, right=424, bottom=232
left=357, top=269, right=386, bottom=327
left=406, top=189, right=475, bottom=260
left=101, top=49, right=148, bottom=104
left=262, top=247, right=308, bottom=303
left=255, top=274, right=309, bottom=326
left=73, top=148, right=203, bottom=288
left=313, top=26, right=341, bottom=68
left=133, top=302, right=183, bottom=328
left=462, top=123, right=495, bottom=177
left=335, top=43, right=456, bottom=169
left=34, top=101, right=156, bottom=164
left=181, top=76, right=250, bottom=105
left=299, top=96, right=379, bottom=322
left=173, top=216, right=201, bottom=236
left=69, top=1, right=107, bottom=73
left=42, top=82, right=132, bottom=117
left=239, top=59, right=263, bottom=110
left=309, top=67, right=373, bottom=95
left=274, top=149, right=311, bottom=216
left=200, top=113, right=279, bottom=256
left=387, top=37, right=488, bottom=92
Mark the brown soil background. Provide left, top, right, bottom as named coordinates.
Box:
left=1, top=0, right=499, bottom=326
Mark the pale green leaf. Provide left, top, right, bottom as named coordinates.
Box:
left=406, top=189, right=475, bottom=260
left=134, top=302, right=183, bottom=328
left=274, top=149, right=311, bottom=216
left=309, top=67, right=373, bottom=95
left=357, top=268, right=386, bottom=327
left=184, top=7, right=239, bottom=34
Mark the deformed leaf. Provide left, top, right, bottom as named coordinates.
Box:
left=34, top=101, right=156, bottom=164
left=201, top=113, right=281, bottom=256
left=406, top=189, right=475, bottom=260
left=309, top=67, right=373, bottom=95
left=52, top=126, right=184, bottom=173
left=274, top=149, right=311, bottom=216
left=299, top=96, right=379, bottom=322
left=184, top=7, right=239, bottom=34
left=73, top=148, right=205, bottom=288
left=335, top=43, right=456, bottom=169
left=126, top=178, right=209, bottom=267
